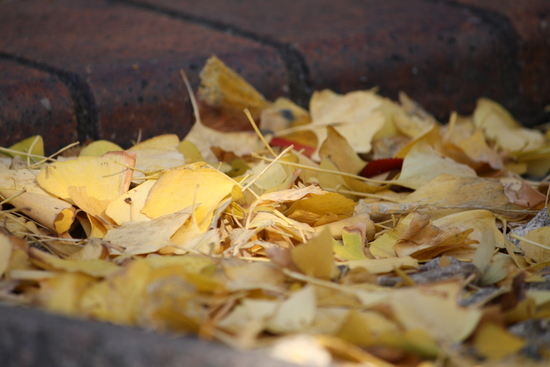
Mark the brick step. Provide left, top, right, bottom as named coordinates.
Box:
left=0, top=0, right=549, bottom=153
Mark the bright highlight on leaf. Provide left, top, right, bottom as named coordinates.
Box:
left=141, top=162, right=237, bottom=231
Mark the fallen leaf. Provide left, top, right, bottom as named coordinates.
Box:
left=37, top=151, right=135, bottom=205
left=29, top=247, right=120, bottom=278
left=474, top=322, right=526, bottom=360
left=474, top=98, right=545, bottom=153
left=291, top=228, right=337, bottom=279
left=104, top=207, right=195, bottom=255
left=389, top=280, right=481, bottom=343
left=395, top=140, right=477, bottom=190
left=127, top=134, right=185, bottom=177
left=141, top=162, right=237, bottom=231
left=518, top=227, right=550, bottom=263
left=266, top=285, right=317, bottom=334
left=80, top=140, right=123, bottom=157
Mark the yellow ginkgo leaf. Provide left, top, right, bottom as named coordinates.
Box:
left=402, top=174, right=515, bottom=219
left=7, top=135, right=44, bottom=162
left=105, top=179, right=156, bottom=225
left=266, top=285, right=317, bottom=334
left=0, top=228, right=15, bottom=278
left=141, top=162, right=237, bottom=232
left=104, top=207, right=195, bottom=255
left=79, top=140, right=123, bottom=157
left=291, top=228, right=337, bottom=279
left=29, top=247, right=120, bottom=278
left=389, top=280, right=481, bottom=343
left=0, top=169, right=76, bottom=233
left=395, top=140, right=477, bottom=190
left=308, top=90, right=386, bottom=159
left=127, top=134, right=185, bottom=175
left=199, top=55, right=271, bottom=114
left=474, top=98, right=545, bottom=153
left=474, top=322, right=526, bottom=360
left=37, top=151, right=136, bottom=204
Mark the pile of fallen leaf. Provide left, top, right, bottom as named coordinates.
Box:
left=1, top=56, right=550, bottom=367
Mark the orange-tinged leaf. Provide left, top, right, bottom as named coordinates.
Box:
left=198, top=55, right=271, bottom=114
left=308, top=89, right=386, bottom=159
left=501, top=177, right=546, bottom=209
left=319, top=126, right=366, bottom=175
left=393, top=213, right=474, bottom=260
left=286, top=192, right=355, bottom=225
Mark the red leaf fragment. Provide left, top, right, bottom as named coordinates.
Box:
left=360, top=158, right=404, bottom=178
left=270, top=137, right=316, bottom=157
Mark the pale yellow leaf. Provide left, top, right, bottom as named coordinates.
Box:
left=104, top=207, right=194, bottom=255
left=105, top=179, right=156, bottom=225
left=389, top=280, right=481, bottom=343
left=395, top=140, right=477, bottom=190
left=474, top=98, right=544, bottom=153
left=127, top=134, right=185, bottom=176
left=266, top=285, right=316, bottom=334
left=80, top=140, right=123, bottom=157
left=345, top=256, right=418, bottom=274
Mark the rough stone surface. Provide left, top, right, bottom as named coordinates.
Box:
left=0, top=305, right=297, bottom=367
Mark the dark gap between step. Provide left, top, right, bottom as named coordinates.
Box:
left=0, top=52, right=99, bottom=143
left=110, top=0, right=313, bottom=108
left=422, top=0, right=530, bottom=122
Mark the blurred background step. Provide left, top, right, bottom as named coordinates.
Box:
left=0, top=0, right=289, bottom=152
left=1, top=0, right=549, bottom=153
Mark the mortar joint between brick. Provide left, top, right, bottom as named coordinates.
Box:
left=109, top=0, right=313, bottom=107
left=422, top=0, right=522, bottom=109
left=0, top=52, right=99, bottom=144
